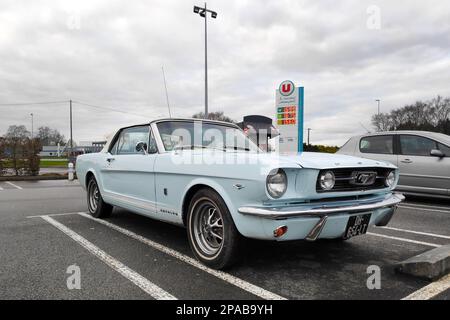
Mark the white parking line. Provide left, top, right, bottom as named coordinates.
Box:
left=399, top=205, right=450, bottom=214
left=402, top=202, right=450, bottom=211
left=77, top=212, right=287, bottom=300
left=367, top=232, right=441, bottom=248
left=5, top=181, right=23, bottom=190
left=41, top=215, right=177, bottom=300
left=402, top=274, right=450, bottom=300
left=27, top=212, right=81, bottom=219
left=378, top=226, right=450, bottom=240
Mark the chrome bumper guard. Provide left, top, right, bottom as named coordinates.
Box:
left=238, top=193, right=405, bottom=241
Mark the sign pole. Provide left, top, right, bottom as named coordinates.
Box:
left=298, top=87, right=304, bottom=153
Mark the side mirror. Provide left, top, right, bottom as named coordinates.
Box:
left=135, top=141, right=148, bottom=155
left=430, top=149, right=444, bottom=158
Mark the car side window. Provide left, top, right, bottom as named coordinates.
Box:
left=400, top=135, right=437, bottom=156
left=438, top=143, right=450, bottom=157
left=359, top=135, right=393, bottom=154
left=116, top=126, right=150, bottom=155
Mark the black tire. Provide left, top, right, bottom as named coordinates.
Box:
left=87, top=177, right=113, bottom=218
left=187, top=188, right=241, bottom=269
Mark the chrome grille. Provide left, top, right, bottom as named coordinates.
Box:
left=316, top=167, right=392, bottom=193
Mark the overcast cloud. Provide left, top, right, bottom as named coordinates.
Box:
left=1, top=0, right=449, bottom=146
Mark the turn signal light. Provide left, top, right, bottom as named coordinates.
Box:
left=273, top=225, right=288, bottom=238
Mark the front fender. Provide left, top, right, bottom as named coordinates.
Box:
left=181, top=177, right=252, bottom=235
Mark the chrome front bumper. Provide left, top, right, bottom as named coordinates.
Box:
left=238, top=193, right=405, bottom=241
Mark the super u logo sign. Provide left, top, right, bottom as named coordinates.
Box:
left=279, top=80, right=295, bottom=96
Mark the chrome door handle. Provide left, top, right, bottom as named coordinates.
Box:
left=106, top=158, right=115, bottom=163
left=400, top=159, right=412, bottom=164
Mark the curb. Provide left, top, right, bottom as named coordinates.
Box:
left=396, top=244, right=450, bottom=281
left=0, top=175, right=77, bottom=181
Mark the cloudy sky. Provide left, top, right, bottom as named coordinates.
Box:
left=1, top=0, right=449, bottom=146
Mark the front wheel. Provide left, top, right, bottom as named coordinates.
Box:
left=187, top=188, right=241, bottom=269
left=87, top=177, right=113, bottom=218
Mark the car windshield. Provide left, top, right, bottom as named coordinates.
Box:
left=156, top=121, right=261, bottom=152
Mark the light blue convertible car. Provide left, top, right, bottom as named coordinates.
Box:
left=76, top=118, right=404, bottom=269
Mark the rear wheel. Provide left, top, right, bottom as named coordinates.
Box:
left=187, top=188, right=241, bottom=269
left=87, top=177, right=112, bottom=218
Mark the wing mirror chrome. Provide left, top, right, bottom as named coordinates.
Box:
left=430, top=149, right=445, bottom=158
left=135, top=141, right=148, bottom=155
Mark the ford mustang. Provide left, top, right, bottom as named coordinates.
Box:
left=76, top=118, right=404, bottom=269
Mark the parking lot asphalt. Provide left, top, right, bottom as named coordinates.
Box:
left=0, top=180, right=449, bottom=300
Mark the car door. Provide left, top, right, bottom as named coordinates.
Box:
left=397, top=134, right=449, bottom=196
left=436, top=142, right=450, bottom=196
left=357, top=135, right=398, bottom=166
left=101, top=125, right=159, bottom=214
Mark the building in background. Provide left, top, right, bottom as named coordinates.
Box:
left=39, top=145, right=63, bottom=157
left=76, top=141, right=107, bottom=154
left=39, top=140, right=106, bottom=157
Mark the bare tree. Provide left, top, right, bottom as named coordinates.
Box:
left=5, top=125, right=30, bottom=139
left=371, top=95, right=450, bottom=134
left=37, top=126, right=66, bottom=146
left=371, top=113, right=391, bottom=132
left=3, top=125, right=42, bottom=176
left=429, top=96, right=450, bottom=130
left=192, top=111, right=235, bottom=123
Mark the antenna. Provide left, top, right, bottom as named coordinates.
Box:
left=161, top=66, right=172, bottom=118
left=359, top=122, right=371, bottom=133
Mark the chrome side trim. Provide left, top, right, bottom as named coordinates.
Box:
left=103, top=191, right=157, bottom=212
left=238, top=193, right=405, bottom=220
left=400, top=173, right=450, bottom=181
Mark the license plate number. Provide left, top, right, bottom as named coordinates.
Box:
left=344, top=213, right=371, bottom=239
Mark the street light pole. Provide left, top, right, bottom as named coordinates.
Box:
left=193, top=3, right=217, bottom=119
left=30, top=113, right=34, bottom=140
left=204, top=2, right=208, bottom=118
left=70, top=99, right=73, bottom=160
left=307, top=128, right=312, bottom=146
left=375, top=99, right=380, bottom=116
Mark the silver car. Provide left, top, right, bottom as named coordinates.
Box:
left=338, top=131, right=450, bottom=198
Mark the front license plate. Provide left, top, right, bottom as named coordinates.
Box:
left=343, top=213, right=371, bottom=239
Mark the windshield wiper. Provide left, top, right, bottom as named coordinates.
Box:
left=173, top=145, right=252, bottom=152
left=224, top=146, right=251, bottom=151
left=173, top=145, right=226, bottom=151
left=173, top=145, right=206, bottom=150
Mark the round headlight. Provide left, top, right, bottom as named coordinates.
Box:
left=385, top=171, right=396, bottom=188
left=266, top=169, right=287, bottom=198
left=319, top=171, right=335, bottom=190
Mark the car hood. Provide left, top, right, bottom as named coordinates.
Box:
left=279, top=152, right=395, bottom=169
left=170, top=150, right=397, bottom=171
left=239, top=151, right=396, bottom=170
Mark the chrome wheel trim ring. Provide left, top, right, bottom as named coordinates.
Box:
left=88, top=181, right=99, bottom=213
left=191, top=198, right=224, bottom=258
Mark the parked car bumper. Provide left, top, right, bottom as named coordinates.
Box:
left=237, top=193, right=405, bottom=241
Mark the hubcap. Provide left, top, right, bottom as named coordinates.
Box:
left=89, top=182, right=99, bottom=212
left=192, top=200, right=224, bottom=256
